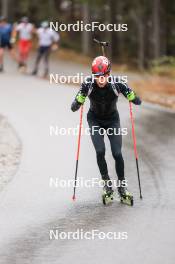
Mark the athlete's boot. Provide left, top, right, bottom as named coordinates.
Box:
left=118, top=186, right=134, bottom=206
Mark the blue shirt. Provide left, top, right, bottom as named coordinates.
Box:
left=0, top=23, right=12, bottom=43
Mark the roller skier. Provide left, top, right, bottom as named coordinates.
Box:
left=71, top=55, right=141, bottom=205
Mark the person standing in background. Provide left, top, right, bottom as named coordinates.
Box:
left=32, top=21, right=60, bottom=78
left=0, top=16, right=18, bottom=72
left=13, top=16, right=34, bottom=72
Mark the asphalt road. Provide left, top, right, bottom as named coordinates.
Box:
left=0, top=58, right=175, bottom=264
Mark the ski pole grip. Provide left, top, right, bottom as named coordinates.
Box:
left=93, top=38, right=109, bottom=47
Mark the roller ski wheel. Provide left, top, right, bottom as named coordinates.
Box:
left=102, top=192, right=114, bottom=205
left=102, top=186, right=114, bottom=205
left=118, top=187, right=134, bottom=206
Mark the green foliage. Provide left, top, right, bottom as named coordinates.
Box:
left=150, top=56, right=175, bottom=77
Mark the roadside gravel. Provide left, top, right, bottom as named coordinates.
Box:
left=0, top=115, right=21, bottom=191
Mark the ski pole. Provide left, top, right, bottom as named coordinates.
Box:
left=129, top=102, right=143, bottom=199
left=93, top=38, right=109, bottom=56
left=72, top=105, right=84, bottom=201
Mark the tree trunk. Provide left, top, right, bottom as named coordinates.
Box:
left=1, top=0, right=9, bottom=18
left=138, top=21, right=144, bottom=70
left=116, top=1, right=124, bottom=61
left=109, top=0, right=116, bottom=58
left=82, top=3, right=90, bottom=55
left=130, top=10, right=145, bottom=69
left=104, top=4, right=112, bottom=59
left=153, top=0, right=160, bottom=58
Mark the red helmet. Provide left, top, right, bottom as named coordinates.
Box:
left=92, top=56, right=111, bottom=76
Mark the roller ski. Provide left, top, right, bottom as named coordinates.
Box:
left=118, top=187, right=134, bottom=206
left=102, top=181, right=114, bottom=205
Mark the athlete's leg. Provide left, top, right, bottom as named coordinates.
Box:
left=107, top=119, right=125, bottom=181
left=0, top=48, right=4, bottom=71
left=19, top=40, right=31, bottom=65
left=8, top=43, right=18, bottom=62
left=9, top=49, right=18, bottom=62
left=18, top=40, right=24, bottom=64
left=0, top=48, right=4, bottom=64
left=32, top=47, right=43, bottom=74
left=43, top=47, right=50, bottom=76
left=23, top=40, right=31, bottom=63
left=87, top=113, right=108, bottom=178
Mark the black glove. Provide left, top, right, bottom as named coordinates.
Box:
left=131, top=96, right=142, bottom=105
left=71, top=100, right=81, bottom=112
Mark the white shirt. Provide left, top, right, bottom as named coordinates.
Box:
left=16, top=23, right=33, bottom=40
left=37, top=28, right=60, bottom=47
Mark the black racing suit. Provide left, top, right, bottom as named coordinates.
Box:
left=71, top=76, right=141, bottom=183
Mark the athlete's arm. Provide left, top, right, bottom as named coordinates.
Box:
left=51, top=31, right=60, bottom=51
left=71, top=82, right=89, bottom=112
left=31, top=24, right=36, bottom=34
left=9, top=24, right=15, bottom=44
left=52, top=31, right=60, bottom=43
left=11, top=23, right=19, bottom=42
left=117, top=82, right=141, bottom=105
